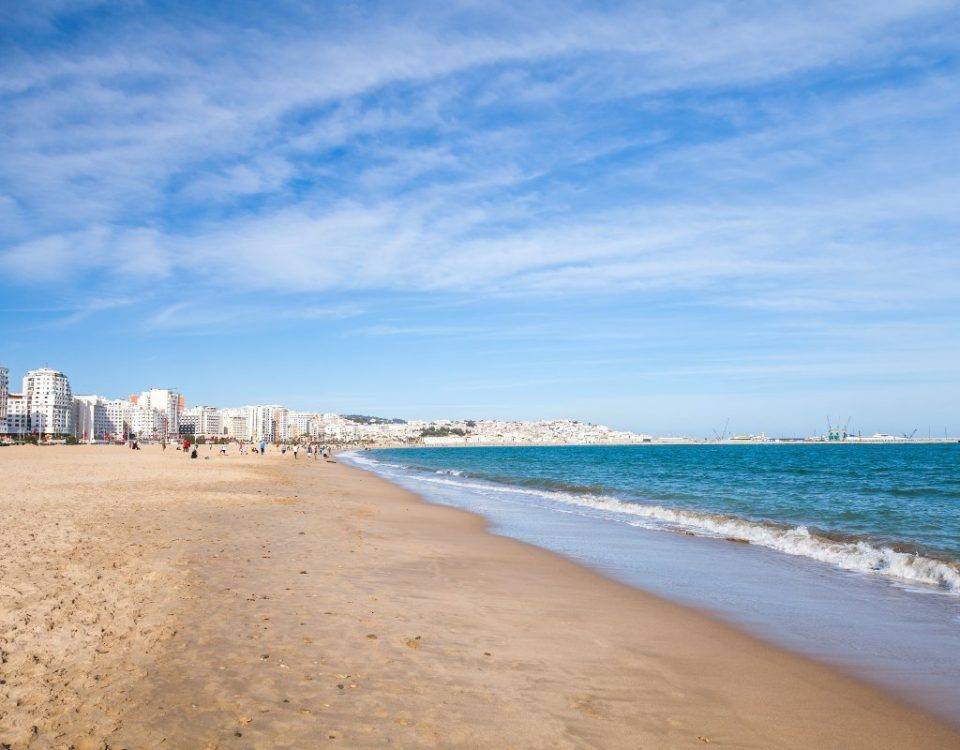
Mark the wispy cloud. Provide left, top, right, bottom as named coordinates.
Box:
left=1, top=1, right=958, bottom=428
left=141, top=299, right=366, bottom=333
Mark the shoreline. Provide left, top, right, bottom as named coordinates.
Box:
left=2, top=445, right=958, bottom=748
left=349, top=439, right=960, bottom=449
left=345, top=450, right=960, bottom=721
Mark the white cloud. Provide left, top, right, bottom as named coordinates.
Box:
left=4, top=0, right=953, bottom=226
left=1, top=0, right=957, bottom=320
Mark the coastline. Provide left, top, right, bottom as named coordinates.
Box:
left=360, top=439, right=960, bottom=449
left=1, top=445, right=957, bottom=748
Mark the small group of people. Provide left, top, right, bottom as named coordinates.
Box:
left=160, top=438, right=333, bottom=460
left=178, top=438, right=199, bottom=459
left=279, top=442, right=332, bottom=460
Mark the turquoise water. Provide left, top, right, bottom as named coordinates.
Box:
left=364, top=444, right=960, bottom=592
left=344, top=443, right=960, bottom=721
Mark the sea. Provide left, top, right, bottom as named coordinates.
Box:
left=341, top=443, right=960, bottom=723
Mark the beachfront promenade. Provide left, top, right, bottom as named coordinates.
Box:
left=1, top=445, right=957, bottom=749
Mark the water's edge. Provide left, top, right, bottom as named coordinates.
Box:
left=340, top=449, right=960, bottom=725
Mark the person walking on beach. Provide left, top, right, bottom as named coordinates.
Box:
left=259, top=440, right=266, bottom=455
left=293, top=445, right=299, bottom=459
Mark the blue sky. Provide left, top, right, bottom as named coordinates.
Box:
left=1, top=0, right=959, bottom=436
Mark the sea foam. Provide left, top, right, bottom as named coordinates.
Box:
left=348, top=453, right=960, bottom=595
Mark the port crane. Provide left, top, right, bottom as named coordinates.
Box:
left=826, top=417, right=851, bottom=441
left=712, top=417, right=730, bottom=442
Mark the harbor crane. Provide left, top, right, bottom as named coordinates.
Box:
left=827, top=417, right=852, bottom=441
left=712, top=417, right=730, bottom=442
left=903, top=429, right=918, bottom=439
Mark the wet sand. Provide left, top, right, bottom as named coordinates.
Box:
left=1, top=444, right=957, bottom=749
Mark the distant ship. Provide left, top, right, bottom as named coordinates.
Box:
left=729, top=432, right=769, bottom=442
left=845, top=432, right=906, bottom=443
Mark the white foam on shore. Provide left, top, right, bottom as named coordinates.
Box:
left=344, top=452, right=960, bottom=595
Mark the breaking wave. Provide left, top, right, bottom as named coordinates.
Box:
left=345, top=452, right=960, bottom=595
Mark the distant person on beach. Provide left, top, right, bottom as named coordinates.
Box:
left=190, top=447, right=198, bottom=459
left=259, top=440, right=266, bottom=455
left=293, top=445, right=299, bottom=459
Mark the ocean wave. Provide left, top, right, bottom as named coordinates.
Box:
left=349, top=455, right=960, bottom=595
left=425, top=468, right=608, bottom=496
left=611, top=504, right=960, bottom=594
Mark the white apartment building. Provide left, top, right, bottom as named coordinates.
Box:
left=181, top=406, right=222, bottom=438
left=103, top=399, right=128, bottom=439
left=0, top=365, right=8, bottom=433
left=139, top=388, right=181, bottom=439
left=73, top=395, right=109, bottom=441
left=127, top=402, right=167, bottom=440
left=5, top=393, right=27, bottom=436
left=287, top=411, right=319, bottom=440
left=243, top=405, right=287, bottom=442
left=23, top=368, right=73, bottom=437
left=179, top=410, right=198, bottom=435
left=200, top=406, right=222, bottom=437
left=219, top=408, right=249, bottom=440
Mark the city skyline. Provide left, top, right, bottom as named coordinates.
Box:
left=1, top=361, right=953, bottom=443
left=2, top=2, right=959, bottom=436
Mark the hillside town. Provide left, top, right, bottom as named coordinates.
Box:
left=0, top=365, right=654, bottom=447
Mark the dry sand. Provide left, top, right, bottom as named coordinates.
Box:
left=1, top=444, right=957, bottom=749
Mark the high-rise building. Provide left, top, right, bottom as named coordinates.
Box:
left=288, top=411, right=319, bottom=440
left=179, top=406, right=222, bottom=438
left=103, top=399, right=128, bottom=440
left=5, top=393, right=28, bottom=436
left=73, top=395, right=109, bottom=441
left=127, top=402, right=167, bottom=440
left=198, top=406, right=221, bottom=437
left=0, top=365, right=8, bottom=433
left=179, top=410, right=198, bottom=436
left=242, top=404, right=287, bottom=442
left=23, top=368, right=73, bottom=437
left=220, top=408, right=248, bottom=440
left=139, top=388, right=181, bottom=439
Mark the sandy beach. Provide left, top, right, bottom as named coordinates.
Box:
left=1, top=445, right=957, bottom=749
